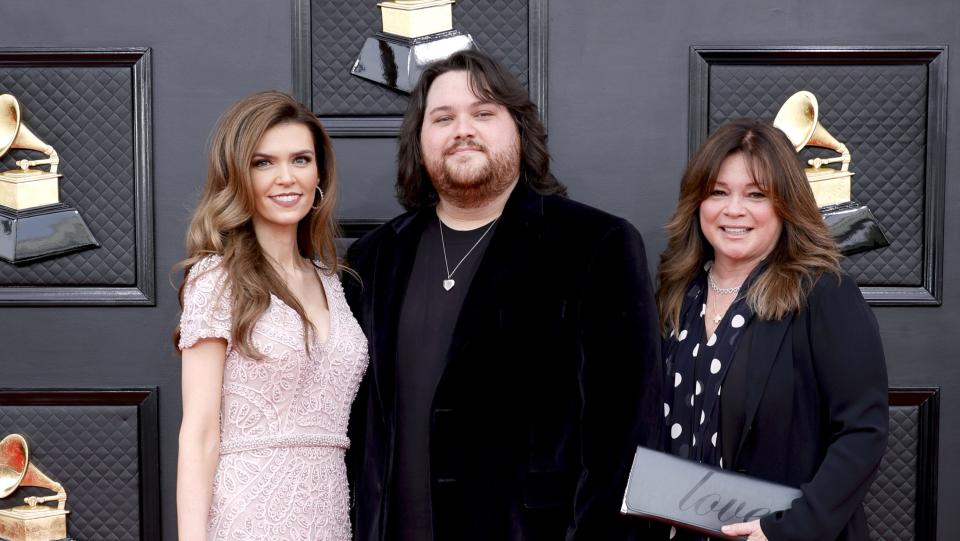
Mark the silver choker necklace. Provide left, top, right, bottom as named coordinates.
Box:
left=438, top=215, right=498, bottom=291
left=707, top=270, right=742, bottom=295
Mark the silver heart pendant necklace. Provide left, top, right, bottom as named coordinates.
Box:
left=438, top=215, right=498, bottom=292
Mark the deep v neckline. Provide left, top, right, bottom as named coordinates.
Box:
left=270, top=265, right=337, bottom=349
left=306, top=267, right=336, bottom=349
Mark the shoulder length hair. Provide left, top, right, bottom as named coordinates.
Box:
left=396, top=49, right=566, bottom=210
left=656, top=119, right=840, bottom=336
left=174, top=90, right=339, bottom=358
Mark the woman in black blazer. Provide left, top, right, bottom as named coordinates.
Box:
left=655, top=119, right=888, bottom=541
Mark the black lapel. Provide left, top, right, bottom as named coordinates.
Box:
left=370, top=210, right=430, bottom=421
left=444, top=184, right=543, bottom=367
left=733, top=313, right=793, bottom=465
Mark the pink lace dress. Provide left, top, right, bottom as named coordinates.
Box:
left=178, top=255, right=368, bottom=541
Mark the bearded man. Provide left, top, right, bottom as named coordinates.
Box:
left=344, top=50, right=660, bottom=541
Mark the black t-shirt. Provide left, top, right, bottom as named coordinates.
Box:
left=392, top=215, right=497, bottom=541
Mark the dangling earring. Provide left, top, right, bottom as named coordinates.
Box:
left=312, top=183, right=324, bottom=210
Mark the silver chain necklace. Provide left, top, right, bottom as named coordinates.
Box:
left=707, top=270, right=742, bottom=295
left=438, top=215, right=498, bottom=291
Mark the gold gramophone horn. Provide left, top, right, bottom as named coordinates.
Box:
left=0, top=434, right=29, bottom=499
left=0, top=434, right=70, bottom=541
left=0, top=94, right=59, bottom=174
left=0, top=434, right=67, bottom=510
left=773, top=90, right=851, bottom=172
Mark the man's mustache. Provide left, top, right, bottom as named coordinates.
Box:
left=444, top=140, right=485, bottom=155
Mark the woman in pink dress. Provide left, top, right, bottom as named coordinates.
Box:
left=174, top=91, right=368, bottom=541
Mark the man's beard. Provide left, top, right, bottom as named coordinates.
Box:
left=425, top=138, right=520, bottom=209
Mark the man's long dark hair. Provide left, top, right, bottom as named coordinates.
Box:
left=396, top=49, right=566, bottom=210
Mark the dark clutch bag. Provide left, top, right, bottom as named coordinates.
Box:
left=821, top=201, right=890, bottom=256
left=620, top=446, right=802, bottom=540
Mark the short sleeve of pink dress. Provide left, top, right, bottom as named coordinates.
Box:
left=178, top=255, right=233, bottom=352
left=178, top=255, right=368, bottom=541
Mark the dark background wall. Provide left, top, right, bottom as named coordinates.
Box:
left=0, top=0, right=956, bottom=539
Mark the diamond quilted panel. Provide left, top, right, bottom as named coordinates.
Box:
left=458, top=0, right=529, bottom=87
left=0, top=66, right=136, bottom=286
left=708, top=64, right=927, bottom=286
left=310, top=0, right=529, bottom=115
left=864, top=405, right=918, bottom=540
left=0, top=405, right=141, bottom=541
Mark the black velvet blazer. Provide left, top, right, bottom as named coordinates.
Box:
left=733, top=273, right=889, bottom=541
left=343, top=183, right=662, bottom=541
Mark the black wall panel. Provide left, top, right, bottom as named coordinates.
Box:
left=688, top=47, right=947, bottom=305
left=307, top=0, right=529, bottom=116
left=0, top=48, right=154, bottom=305
left=0, top=390, right=159, bottom=541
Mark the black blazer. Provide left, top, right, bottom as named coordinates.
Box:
left=344, top=184, right=662, bottom=541
left=732, top=273, right=888, bottom=541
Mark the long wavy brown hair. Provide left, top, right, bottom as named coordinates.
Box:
left=174, top=91, right=339, bottom=358
left=657, top=119, right=840, bottom=336
left=396, top=49, right=566, bottom=210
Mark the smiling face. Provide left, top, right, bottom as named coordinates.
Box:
left=249, top=122, right=319, bottom=236
left=419, top=70, right=520, bottom=208
left=699, top=151, right=783, bottom=273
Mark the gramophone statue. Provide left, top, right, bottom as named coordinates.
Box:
left=0, top=93, right=99, bottom=265
left=351, top=0, right=476, bottom=93
left=773, top=91, right=889, bottom=255
left=0, top=434, right=71, bottom=541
